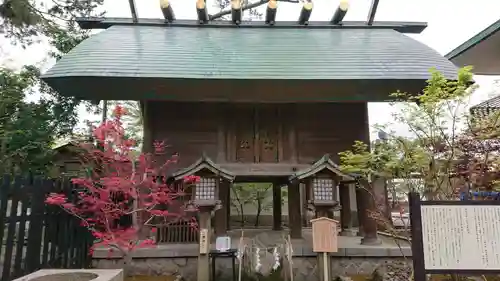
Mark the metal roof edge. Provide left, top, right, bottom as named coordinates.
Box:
left=445, top=18, right=500, bottom=60
left=470, top=95, right=500, bottom=110
left=76, top=17, right=427, bottom=33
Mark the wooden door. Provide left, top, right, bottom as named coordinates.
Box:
left=232, top=105, right=281, bottom=163
left=256, top=106, right=280, bottom=163
left=234, top=105, right=255, bottom=162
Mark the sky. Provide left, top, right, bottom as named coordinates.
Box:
left=1, top=0, right=500, bottom=139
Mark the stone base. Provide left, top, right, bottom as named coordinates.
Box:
left=339, top=229, right=356, bottom=237
left=360, top=237, right=383, bottom=246
left=13, top=269, right=123, bottom=281
left=94, top=257, right=411, bottom=281
left=91, top=230, right=410, bottom=280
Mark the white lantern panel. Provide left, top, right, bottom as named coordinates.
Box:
left=313, top=178, right=334, bottom=201
left=195, top=177, right=217, bottom=200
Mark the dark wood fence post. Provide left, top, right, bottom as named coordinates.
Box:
left=2, top=176, right=24, bottom=280
left=409, top=191, right=426, bottom=281
left=0, top=175, right=11, bottom=259
left=25, top=177, right=49, bottom=273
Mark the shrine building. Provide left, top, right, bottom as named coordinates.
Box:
left=41, top=0, right=458, bottom=246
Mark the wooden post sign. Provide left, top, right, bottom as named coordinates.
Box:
left=409, top=192, right=500, bottom=281
left=311, top=217, right=339, bottom=253
left=199, top=228, right=209, bottom=254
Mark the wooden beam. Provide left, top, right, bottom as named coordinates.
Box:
left=331, top=0, right=349, bottom=25
left=366, top=0, right=379, bottom=25
left=128, top=0, right=138, bottom=23
left=160, top=0, right=175, bottom=22
left=265, top=0, right=277, bottom=25
left=298, top=1, right=313, bottom=25
left=76, top=18, right=428, bottom=34
left=196, top=0, right=209, bottom=23
left=231, top=0, right=242, bottom=24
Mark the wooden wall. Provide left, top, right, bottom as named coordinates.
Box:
left=295, top=103, right=369, bottom=163
left=145, top=101, right=369, bottom=168
left=148, top=102, right=220, bottom=170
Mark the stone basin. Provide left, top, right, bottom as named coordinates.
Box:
left=12, top=269, right=123, bottom=281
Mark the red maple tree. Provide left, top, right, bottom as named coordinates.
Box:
left=46, top=105, right=198, bottom=264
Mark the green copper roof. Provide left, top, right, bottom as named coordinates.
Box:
left=445, top=19, right=500, bottom=60
left=445, top=18, right=500, bottom=75
left=41, top=25, right=458, bottom=101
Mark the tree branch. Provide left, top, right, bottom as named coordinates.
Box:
left=209, top=0, right=299, bottom=21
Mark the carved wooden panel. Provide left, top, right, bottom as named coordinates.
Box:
left=234, top=105, right=255, bottom=163
left=257, top=106, right=279, bottom=163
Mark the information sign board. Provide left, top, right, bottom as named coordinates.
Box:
left=409, top=192, right=500, bottom=281
left=420, top=205, right=500, bottom=271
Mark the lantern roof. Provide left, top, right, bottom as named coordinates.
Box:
left=171, top=154, right=235, bottom=182
left=289, top=154, right=354, bottom=181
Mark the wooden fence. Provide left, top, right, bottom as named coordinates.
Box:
left=0, top=175, right=93, bottom=281
left=156, top=220, right=199, bottom=244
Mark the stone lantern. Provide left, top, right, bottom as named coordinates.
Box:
left=288, top=154, right=354, bottom=238
left=171, top=154, right=235, bottom=281
left=291, top=154, right=353, bottom=217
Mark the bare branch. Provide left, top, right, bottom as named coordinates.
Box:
left=209, top=0, right=299, bottom=21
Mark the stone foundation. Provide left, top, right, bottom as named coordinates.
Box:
left=93, top=257, right=411, bottom=281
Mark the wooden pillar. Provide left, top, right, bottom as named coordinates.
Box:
left=356, top=184, right=381, bottom=245
left=198, top=210, right=212, bottom=281
left=140, top=101, right=153, bottom=154
left=272, top=181, right=282, bottom=230
left=339, top=183, right=355, bottom=236
left=138, top=101, right=153, bottom=238
left=288, top=181, right=302, bottom=238
left=216, top=118, right=226, bottom=163
left=215, top=180, right=230, bottom=236
left=288, top=105, right=298, bottom=163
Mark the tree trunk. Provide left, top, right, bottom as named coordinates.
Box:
left=239, top=205, right=245, bottom=227
left=121, top=254, right=133, bottom=277
left=255, top=199, right=262, bottom=227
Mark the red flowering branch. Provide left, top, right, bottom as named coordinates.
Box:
left=46, top=105, right=200, bottom=259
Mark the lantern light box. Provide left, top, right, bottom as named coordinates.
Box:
left=313, top=177, right=334, bottom=201
left=195, top=177, right=217, bottom=200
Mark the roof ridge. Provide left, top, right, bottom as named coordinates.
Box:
left=471, top=94, right=500, bottom=109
